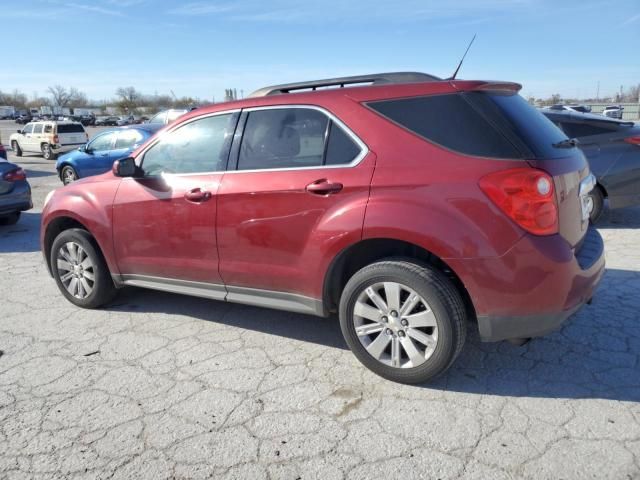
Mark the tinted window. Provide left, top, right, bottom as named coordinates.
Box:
left=33, top=124, right=43, bottom=134
left=22, top=124, right=34, bottom=134
left=115, top=129, right=144, bottom=149
left=368, top=94, right=523, bottom=159
left=325, top=122, right=361, bottom=165
left=560, top=122, right=617, bottom=138
left=472, top=93, right=570, bottom=159
left=238, top=108, right=328, bottom=170
left=142, top=114, right=236, bottom=176
left=89, top=132, right=114, bottom=151
left=57, top=124, right=85, bottom=133
left=148, top=112, right=166, bottom=124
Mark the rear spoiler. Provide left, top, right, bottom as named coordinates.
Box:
left=451, top=80, right=523, bottom=94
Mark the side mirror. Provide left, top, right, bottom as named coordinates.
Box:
left=78, top=145, right=86, bottom=152
left=17, top=129, right=22, bottom=133
left=112, top=157, right=138, bottom=177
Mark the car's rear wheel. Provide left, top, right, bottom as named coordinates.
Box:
left=589, top=186, right=605, bottom=224
left=41, top=143, right=57, bottom=160
left=50, top=228, right=117, bottom=308
left=61, top=165, right=78, bottom=185
left=339, top=259, right=466, bottom=384
left=11, top=141, right=22, bottom=157
left=0, top=212, right=20, bottom=226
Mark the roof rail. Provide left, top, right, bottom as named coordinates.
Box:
left=249, top=71, right=441, bottom=97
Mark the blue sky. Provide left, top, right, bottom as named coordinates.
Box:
left=2, top=0, right=639, bottom=102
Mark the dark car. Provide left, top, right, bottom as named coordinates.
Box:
left=95, top=116, right=121, bottom=126
left=542, top=109, right=640, bottom=221
left=55, top=124, right=162, bottom=184
left=15, top=115, right=32, bottom=124
left=0, top=161, right=32, bottom=225
left=41, top=72, right=604, bottom=384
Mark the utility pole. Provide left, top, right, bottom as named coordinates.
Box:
left=596, top=81, right=600, bottom=101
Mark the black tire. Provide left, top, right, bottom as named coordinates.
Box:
left=50, top=228, right=117, bottom=308
left=11, top=141, right=22, bottom=157
left=41, top=143, right=57, bottom=160
left=61, top=165, right=78, bottom=185
left=589, top=186, right=605, bottom=224
left=0, top=212, right=20, bottom=226
left=339, top=259, right=467, bottom=384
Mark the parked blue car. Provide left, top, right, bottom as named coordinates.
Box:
left=55, top=124, right=162, bottom=185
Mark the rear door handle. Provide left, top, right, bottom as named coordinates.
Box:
left=185, top=187, right=212, bottom=202
left=306, top=179, right=343, bottom=195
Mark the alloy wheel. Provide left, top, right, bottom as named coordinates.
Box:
left=353, top=281, right=438, bottom=368
left=56, top=241, right=95, bottom=299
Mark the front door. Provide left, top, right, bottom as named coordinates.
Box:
left=112, top=112, right=238, bottom=290
left=20, top=123, right=36, bottom=152
left=217, top=106, right=374, bottom=301
left=83, top=130, right=116, bottom=177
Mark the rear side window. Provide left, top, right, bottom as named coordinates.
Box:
left=33, top=124, right=43, bottom=134
left=44, top=125, right=53, bottom=133
left=560, top=122, right=617, bottom=138
left=115, top=130, right=144, bottom=149
left=237, top=108, right=363, bottom=170
left=57, top=124, right=85, bottom=133
left=368, top=92, right=569, bottom=159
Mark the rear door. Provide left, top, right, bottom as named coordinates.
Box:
left=217, top=106, right=374, bottom=300
left=57, top=123, right=87, bottom=147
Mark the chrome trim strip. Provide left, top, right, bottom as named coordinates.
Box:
left=112, top=274, right=325, bottom=317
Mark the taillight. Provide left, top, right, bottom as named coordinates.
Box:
left=624, top=136, right=640, bottom=146
left=3, top=168, right=27, bottom=182
left=53, top=134, right=59, bottom=144
left=479, top=168, right=558, bottom=236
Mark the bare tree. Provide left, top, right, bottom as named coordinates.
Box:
left=47, top=85, right=71, bottom=106
left=115, top=86, right=141, bottom=112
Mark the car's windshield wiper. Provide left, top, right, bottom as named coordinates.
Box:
left=552, top=138, right=579, bottom=148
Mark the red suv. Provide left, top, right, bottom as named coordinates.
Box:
left=41, top=72, right=605, bottom=383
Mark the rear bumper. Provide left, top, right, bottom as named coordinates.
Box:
left=449, top=226, right=605, bottom=342
left=52, top=143, right=84, bottom=153
left=0, top=181, right=32, bottom=215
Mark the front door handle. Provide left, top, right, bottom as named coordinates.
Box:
left=306, top=179, right=343, bottom=195
left=185, top=187, right=212, bottom=202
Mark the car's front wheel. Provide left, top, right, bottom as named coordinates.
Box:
left=339, top=259, right=466, bottom=384
left=61, top=165, right=78, bottom=185
left=41, top=143, right=57, bottom=160
left=50, top=228, right=117, bottom=308
left=11, top=141, right=22, bottom=157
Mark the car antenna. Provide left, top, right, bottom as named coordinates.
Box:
left=447, top=34, right=476, bottom=80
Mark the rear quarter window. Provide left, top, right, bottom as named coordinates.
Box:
left=368, top=92, right=570, bottom=160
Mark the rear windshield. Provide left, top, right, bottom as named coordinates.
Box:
left=57, top=124, right=85, bottom=133
left=367, top=92, right=569, bottom=160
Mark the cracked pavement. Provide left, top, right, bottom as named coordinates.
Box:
left=1, top=123, right=639, bottom=479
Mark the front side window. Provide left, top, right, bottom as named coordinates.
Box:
left=88, top=132, right=115, bottom=152
left=115, top=129, right=144, bottom=149
left=22, top=124, right=34, bottom=134
left=33, top=124, right=43, bottom=134
left=237, top=108, right=362, bottom=170
left=141, top=113, right=236, bottom=176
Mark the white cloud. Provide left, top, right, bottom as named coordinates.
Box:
left=622, top=12, right=640, bottom=25
left=64, top=2, right=125, bottom=16
left=167, top=2, right=236, bottom=15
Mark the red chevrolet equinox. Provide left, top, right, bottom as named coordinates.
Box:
left=41, top=72, right=605, bottom=383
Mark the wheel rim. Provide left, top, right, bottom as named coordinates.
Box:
left=63, top=168, right=76, bottom=184
left=353, top=282, right=438, bottom=369
left=56, top=242, right=95, bottom=299
left=43, top=145, right=50, bottom=158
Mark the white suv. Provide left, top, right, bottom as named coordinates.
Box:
left=10, top=121, right=88, bottom=160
